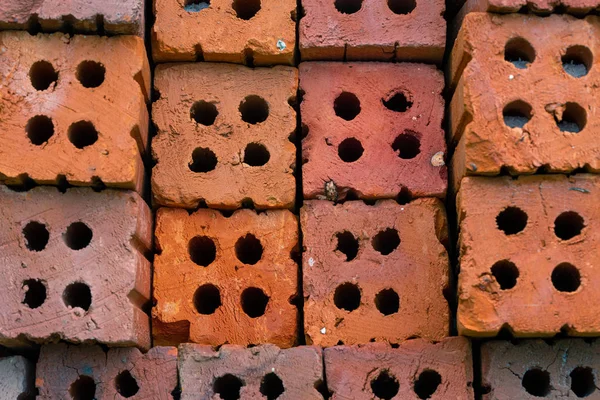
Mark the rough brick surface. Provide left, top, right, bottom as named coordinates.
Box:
left=482, top=340, right=600, bottom=399
left=179, top=344, right=324, bottom=399
left=300, top=0, right=445, bottom=62
left=458, top=175, right=600, bottom=337
left=0, top=356, right=35, bottom=398
left=449, top=14, right=600, bottom=189
left=462, top=0, right=600, bottom=14
left=301, top=62, right=447, bottom=201
left=36, top=344, right=178, bottom=399
left=302, top=199, right=450, bottom=346
left=152, top=63, right=296, bottom=209
left=153, top=208, right=298, bottom=347
left=153, top=0, right=295, bottom=64
left=0, top=186, right=152, bottom=349
left=0, top=31, right=150, bottom=192
left=0, top=0, right=145, bottom=35
left=325, top=338, right=473, bottom=399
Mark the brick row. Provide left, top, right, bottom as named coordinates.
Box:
left=460, top=0, right=600, bottom=14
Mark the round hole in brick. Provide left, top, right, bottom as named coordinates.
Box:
left=191, top=101, right=218, bottom=126
left=68, top=121, right=98, bottom=149
left=556, top=102, right=587, bottom=133
left=496, top=207, right=528, bottom=235
left=552, top=263, right=581, bottom=293
left=338, top=138, right=364, bottom=162
left=193, top=284, right=221, bottom=315
left=69, top=375, right=96, bottom=400
left=235, top=234, right=263, bottom=265
left=335, top=231, right=359, bottom=261
left=570, top=367, right=595, bottom=398
left=334, top=0, right=362, bottom=13
left=232, top=0, right=261, bottom=20
left=115, top=370, right=139, bottom=398
left=392, top=130, right=421, bottom=159
left=383, top=91, right=413, bottom=112
left=505, top=37, right=535, bottom=69
left=414, top=369, right=442, bottom=399
left=189, top=147, right=218, bottom=173
left=239, top=95, right=269, bottom=124
left=184, top=0, right=210, bottom=12
left=64, top=222, right=93, bottom=250
left=387, top=0, right=416, bottom=14
left=243, top=143, right=270, bottom=166
left=503, top=100, right=532, bottom=129
left=372, top=228, right=400, bottom=256
left=334, top=92, right=361, bottom=120
left=522, top=368, right=550, bottom=397
left=188, top=236, right=217, bottom=267
left=260, top=372, right=285, bottom=400
left=375, top=288, right=399, bottom=315
left=491, top=260, right=519, bottom=290
left=241, top=287, right=269, bottom=318
left=29, top=60, right=58, bottom=91
left=370, top=370, right=399, bottom=400
left=334, top=282, right=361, bottom=312
left=563, top=46, right=592, bottom=78
left=76, top=61, right=106, bottom=88
left=554, top=211, right=585, bottom=240
left=22, top=279, right=47, bottom=309
left=63, top=282, right=92, bottom=311
left=23, top=221, right=49, bottom=251
left=26, top=115, right=54, bottom=145
left=213, top=374, right=244, bottom=400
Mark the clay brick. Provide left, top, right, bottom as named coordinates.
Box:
left=0, top=356, right=35, bottom=398
left=152, top=63, right=297, bottom=209
left=152, top=208, right=298, bottom=347
left=0, top=186, right=152, bottom=349
left=449, top=14, right=600, bottom=189
left=458, top=175, right=600, bottom=337
left=299, top=0, right=445, bottom=62
left=302, top=199, right=450, bottom=346
left=36, top=344, right=177, bottom=399
left=0, top=31, right=150, bottom=192
left=461, top=0, right=600, bottom=15
left=300, top=62, right=447, bottom=201
left=0, top=0, right=145, bottom=36
left=481, top=339, right=600, bottom=399
left=325, top=338, right=474, bottom=399
left=178, top=344, right=324, bottom=399
left=153, top=0, right=295, bottom=64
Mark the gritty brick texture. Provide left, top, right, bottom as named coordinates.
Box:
left=481, top=340, right=600, bottom=399
left=458, top=175, right=600, bottom=337
left=152, top=63, right=297, bottom=209
left=0, top=356, right=35, bottom=398
left=0, top=0, right=145, bottom=36
left=153, top=0, right=295, bottom=64
left=461, top=0, right=600, bottom=14
left=0, top=31, right=150, bottom=192
left=36, top=344, right=178, bottom=399
left=301, top=62, right=447, bottom=201
left=153, top=208, right=298, bottom=347
left=302, top=199, right=450, bottom=346
left=300, top=0, right=445, bottom=62
left=325, top=338, right=474, bottom=399
left=178, top=344, right=324, bottom=399
left=0, top=186, right=152, bottom=349
left=449, top=14, right=600, bottom=189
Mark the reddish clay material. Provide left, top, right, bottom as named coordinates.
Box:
left=301, top=62, right=447, bottom=201
left=302, top=199, right=450, bottom=346
left=458, top=175, right=600, bottom=337
left=449, top=14, right=600, bottom=190
left=0, top=0, right=145, bottom=35
left=0, top=186, right=152, bottom=349
left=0, top=356, right=35, bottom=398
left=481, top=340, right=600, bottom=399
left=325, top=338, right=474, bottom=399
left=461, top=0, right=600, bottom=14
left=0, top=32, right=150, bottom=193
left=178, top=344, right=324, bottom=399
left=300, top=0, right=445, bottom=62
left=153, top=0, right=295, bottom=64
left=36, top=344, right=178, bottom=399
left=152, top=63, right=297, bottom=209
left=153, top=208, right=298, bottom=347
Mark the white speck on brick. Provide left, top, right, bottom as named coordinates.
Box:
left=509, top=74, right=514, bottom=80
left=308, top=257, right=315, bottom=267
left=321, top=327, right=327, bottom=334
left=277, top=40, right=286, bottom=51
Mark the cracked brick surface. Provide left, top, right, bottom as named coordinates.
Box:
left=0, top=356, right=35, bottom=398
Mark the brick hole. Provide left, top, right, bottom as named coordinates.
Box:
left=333, top=282, right=361, bottom=312
left=552, top=263, right=581, bottom=293
left=335, top=231, right=359, bottom=261
left=375, top=288, right=399, bottom=315
left=338, top=138, right=364, bottom=162
left=69, top=375, right=96, bottom=400
left=496, top=207, right=528, bottom=235
left=563, top=46, right=592, bottom=78
left=194, top=284, right=221, bottom=315
left=189, top=236, right=217, bottom=267
left=334, top=92, right=361, bottom=120
left=29, top=60, right=58, bottom=91
left=214, top=374, right=244, bottom=400
left=382, top=91, right=413, bottom=112
left=372, top=228, right=400, bottom=255
left=239, top=95, right=269, bottom=124
left=64, top=222, right=93, bottom=250
left=522, top=368, right=550, bottom=397
left=184, top=0, right=210, bottom=12
left=115, top=370, right=139, bottom=398
left=387, top=0, right=416, bottom=14
left=233, top=0, right=261, bottom=20
left=392, top=130, right=421, bottom=159
left=491, top=260, right=519, bottom=290
left=414, top=369, right=442, bottom=399
left=570, top=367, right=595, bottom=398
left=504, top=37, right=535, bottom=69
left=503, top=100, right=532, bottom=129
left=91, top=176, right=106, bottom=192
left=26, top=115, right=54, bottom=145
left=396, top=187, right=412, bottom=204
left=63, top=282, right=92, bottom=311
left=334, top=0, right=362, bottom=13
left=370, top=370, right=399, bottom=400
left=235, top=234, right=263, bottom=265
left=555, top=102, right=586, bottom=133
left=189, top=147, right=218, bottom=173
left=243, top=143, right=270, bottom=166
left=68, top=121, right=98, bottom=149
left=191, top=101, right=218, bottom=126
left=22, top=279, right=47, bottom=309
left=555, top=211, right=585, bottom=240
left=241, top=287, right=269, bottom=318
left=314, top=380, right=332, bottom=399
left=23, top=221, right=49, bottom=251
left=76, top=61, right=105, bottom=88
left=260, top=373, right=285, bottom=400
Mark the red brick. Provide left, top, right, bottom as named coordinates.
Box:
left=153, top=0, right=295, bottom=64
left=0, top=31, right=150, bottom=192
left=325, top=338, right=474, bottom=399
left=458, top=175, right=600, bottom=337
left=0, top=356, right=35, bottom=398
left=152, top=208, right=298, bottom=347
left=0, top=186, right=152, bottom=349
left=299, top=0, right=445, bottom=62
left=302, top=199, right=450, bottom=346
left=449, top=13, right=600, bottom=190
left=178, top=344, right=324, bottom=399
left=36, top=344, right=178, bottom=399
left=152, top=63, right=297, bottom=209
left=461, top=0, right=600, bottom=14
left=481, top=339, right=600, bottom=399
left=300, top=62, right=447, bottom=201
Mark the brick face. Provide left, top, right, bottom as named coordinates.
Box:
left=461, top=0, right=600, bottom=14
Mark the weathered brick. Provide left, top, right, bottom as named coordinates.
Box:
left=461, top=0, right=600, bottom=15
left=36, top=344, right=177, bottom=399
left=300, top=0, right=445, bottom=62
left=0, top=31, right=150, bottom=192
left=300, top=62, right=447, bottom=201
left=302, top=199, right=450, bottom=346
left=153, top=208, right=298, bottom=347
left=153, top=0, right=295, bottom=64
left=152, top=63, right=296, bottom=209
left=178, top=344, right=324, bottom=399
left=458, top=175, right=600, bottom=337
left=0, top=186, right=152, bottom=349
left=325, top=338, right=473, bottom=399
left=0, top=356, right=35, bottom=398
